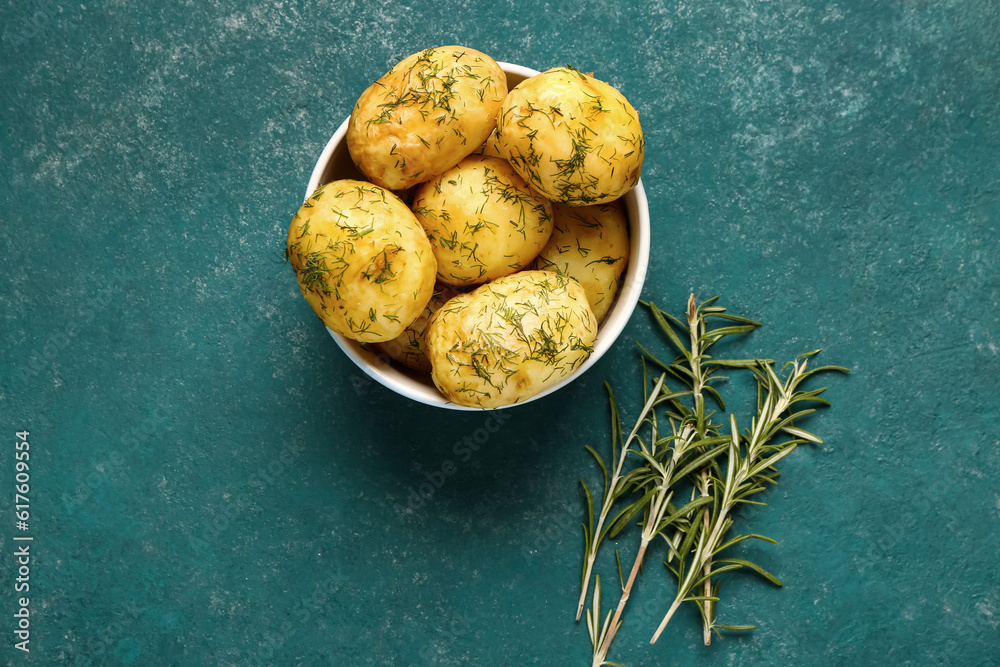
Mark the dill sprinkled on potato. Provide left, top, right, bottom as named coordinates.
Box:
left=424, top=270, right=597, bottom=408
left=285, top=179, right=436, bottom=344
left=347, top=46, right=508, bottom=191
left=495, top=67, right=644, bottom=206
left=412, top=155, right=554, bottom=287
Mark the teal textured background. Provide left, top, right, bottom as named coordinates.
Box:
left=1, top=0, right=998, bottom=665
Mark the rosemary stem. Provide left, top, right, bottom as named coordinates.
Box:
left=687, top=294, right=714, bottom=644
left=578, top=553, right=599, bottom=621
left=595, top=536, right=650, bottom=663
left=651, top=503, right=732, bottom=645
left=701, top=500, right=713, bottom=646
left=687, top=294, right=706, bottom=434
left=576, top=551, right=595, bottom=621
left=650, top=598, right=683, bottom=645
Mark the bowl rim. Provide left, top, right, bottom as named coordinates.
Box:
left=303, top=61, right=650, bottom=410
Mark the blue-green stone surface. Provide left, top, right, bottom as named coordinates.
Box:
left=1, top=0, right=998, bottom=665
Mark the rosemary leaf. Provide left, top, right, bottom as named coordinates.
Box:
left=714, top=558, right=784, bottom=586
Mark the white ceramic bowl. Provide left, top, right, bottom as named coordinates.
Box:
left=305, top=62, right=650, bottom=410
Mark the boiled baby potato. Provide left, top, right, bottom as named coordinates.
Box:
left=495, top=66, right=644, bottom=206
left=286, top=179, right=437, bottom=343
left=533, top=199, right=630, bottom=322
left=425, top=270, right=597, bottom=408
left=412, top=155, right=554, bottom=286
left=373, top=282, right=466, bottom=372
left=347, top=46, right=508, bottom=191
left=471, top=128, right=505, bottom=159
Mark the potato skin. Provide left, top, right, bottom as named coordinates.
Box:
left=374, top=283, right=466, bottom=372
left=347, top=46, right=508, bottom=191
left=412, top=155, right=554, bottom=286
left=533, top=200, right=630, bottom=322
left=286, top=179, right=437, bottom=343
left=495, top=67, right=644, bottom=206
left=425, top=270, right=597, bottom=408
left=471, top=129, right=505, bottom=159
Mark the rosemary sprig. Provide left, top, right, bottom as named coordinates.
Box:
left=593, top=422, right=713, bottom=666
left=650, top=349, right=848, bottom=643
left=576, top=294, right=849, bottom=664
left=577, top=374, right=668, bottom=622
left=642, top=295, right=768, bottom=645
left=584, top=297, right=762, bottom=663
left=586, top=574, right=624, bottom=667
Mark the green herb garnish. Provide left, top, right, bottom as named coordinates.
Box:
left=578, top=294, right=849, bottom=665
